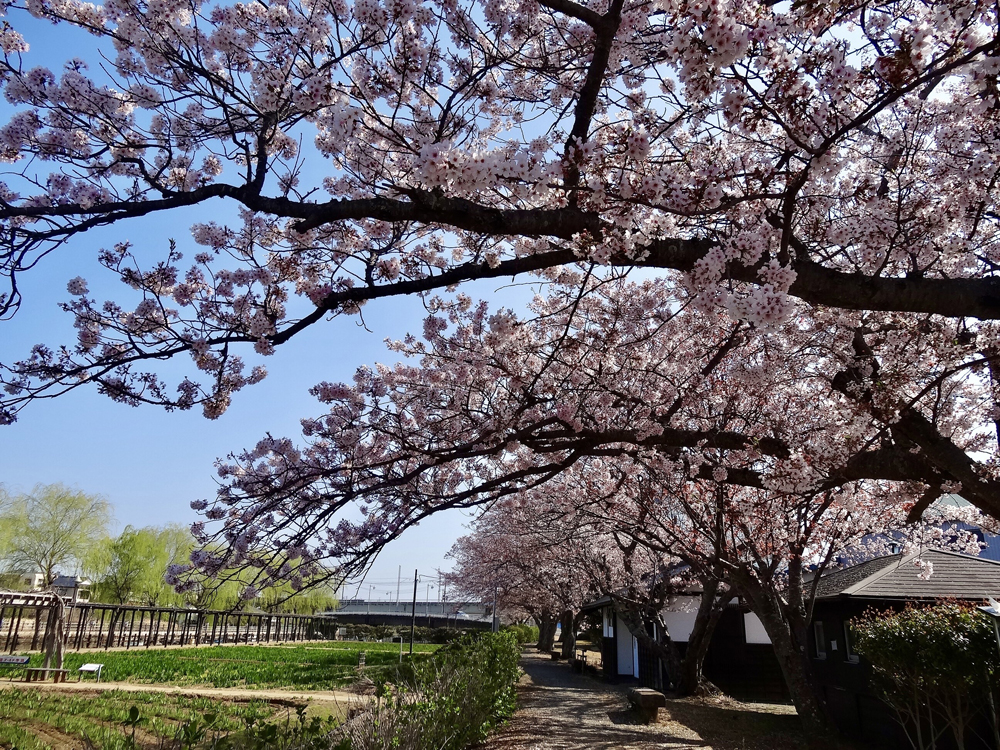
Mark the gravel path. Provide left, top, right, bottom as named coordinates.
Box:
left=481, top=652, right=705, bottom=750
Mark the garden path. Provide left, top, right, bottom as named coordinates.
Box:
left=481, top=651, right=807, bottom=750
left=480, top=651, right=704, bottom=750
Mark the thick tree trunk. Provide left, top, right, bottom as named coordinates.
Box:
left=559, top=609, right=577, bottom=658
left=674, top=580, right=734, bottom=697
left=536, top=610, right=557, bottom=652
left=615, top=600, right=683, bottom=688
left=733, top=573, right=832, bottom=737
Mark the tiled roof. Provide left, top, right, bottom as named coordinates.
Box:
left=816, top=549, right=1000, bottom=601
left=813, top=555, right=900, bottom=599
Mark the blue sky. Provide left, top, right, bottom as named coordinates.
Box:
left=0, top=221, right=525, bottom=598
left=0, top=8, right=550, bottom=601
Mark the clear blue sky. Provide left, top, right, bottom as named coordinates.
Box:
left=0, top=16, right=544, bottom=601
left=0, top=209, right=533, bottom=598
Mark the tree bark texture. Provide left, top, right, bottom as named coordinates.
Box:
left=536, top=610, right=557, bottom=652
left=559, top=609, right=578, bottom=658
left=730, top=571, right=833, bottom=737
left=674, top=580, right=735, bottom=697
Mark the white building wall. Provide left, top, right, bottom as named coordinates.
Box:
left=662, top=610, right=698, bottom=642
left=616, top=615, right=635, bottom=676
left=743, top=613, right=772, bottom=644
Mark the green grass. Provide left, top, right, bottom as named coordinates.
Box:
left=23, top=641, right=440, bottom=690
left=0, top=687, right=281, bottom=749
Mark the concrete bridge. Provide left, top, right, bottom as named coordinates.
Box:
left=326, top=600, right=493, bottom=629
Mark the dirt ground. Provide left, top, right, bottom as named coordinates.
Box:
left=0, top=677, right=361, bottom=706
left=481, top=652, right=849, bottom=750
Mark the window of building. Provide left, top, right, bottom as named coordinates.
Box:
left=843, top=622, right=859, bottom=664
left=813, top=621, right=827, bottom=659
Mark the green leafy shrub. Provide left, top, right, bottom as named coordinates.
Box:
left=341, top=631, right=522, bottom=750
left=853, top=602, right=1000, bottom=750
left=501, top=623, right=538, bottom=644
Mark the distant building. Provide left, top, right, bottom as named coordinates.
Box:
left=50, top=575, right=92, bottom=603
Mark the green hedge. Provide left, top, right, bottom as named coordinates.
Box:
left=343, top=631, right=522, bottom=750
left=853, top=602, right=1000, bottom=750
left=500, top=623, right=539, bottom=644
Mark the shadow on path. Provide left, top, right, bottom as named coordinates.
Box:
left=480, top=652, right=707, bottom=750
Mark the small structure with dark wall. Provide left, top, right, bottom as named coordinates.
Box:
left=811, top=548, right=1000, bottom=749
left=582, top=592, right=789, bottom=702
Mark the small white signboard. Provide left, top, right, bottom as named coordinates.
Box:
left=0, top=655, right=30, bottom=665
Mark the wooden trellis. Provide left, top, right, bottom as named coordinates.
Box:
left=0, top=593, right=338, bottom=654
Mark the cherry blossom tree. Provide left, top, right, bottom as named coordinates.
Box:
left=161, top=271, right=993, bottom=731
left=0, top=0, right=997, bottom=428
left=449, top=461, right=730, bottom=694
left=0, top=0, right=999, bottom=731
left=588, top=460, right=986, bottom=732
left=447, top=501, right=599, bottom=654
left=173, top=274, right=988, bottom=588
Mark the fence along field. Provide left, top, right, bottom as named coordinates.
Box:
left=0, top=592, right=338, bottom=654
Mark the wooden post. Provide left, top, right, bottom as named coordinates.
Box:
left=74, top=605, right=87, bottom=650
left=127, top=608, right=137, bottom=648
left=11, top=606, right=24, bottom=653
left=41, top=594, right=66, bottom=674
left=117, top=609, right=128, bottom=648
left=5, top=605, right=20, bottom=653
left=94, top=607, right=106, bottom=649
left=30, top=606, right=42, bottom=652
left=104, top=609, right=117, bottom=649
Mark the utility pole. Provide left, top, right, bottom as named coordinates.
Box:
left=492, top=583, right=499, bottom=633
left=396, top=565, right=401, bottom=605
left=409, top=569, right=418, bottom=656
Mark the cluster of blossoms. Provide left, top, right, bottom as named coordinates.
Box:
left=169, top=269, right=994, bottom=600
left=0, top=0, right=995, bottom=626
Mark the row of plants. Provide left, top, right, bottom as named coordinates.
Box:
left=500, top=623, right=539, bottom=644
left=24, top=642, right=439, bottom=690
left=0, top=688, right=286, bottom=750
left=5, top=633, right=521, bottom=749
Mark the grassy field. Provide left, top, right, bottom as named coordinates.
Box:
left=22, top=641, right=441, bottom=690
left=0, top=687, right=300, bottom=750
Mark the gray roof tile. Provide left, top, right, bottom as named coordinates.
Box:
left=817, top=549, right=1000, bottom=601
